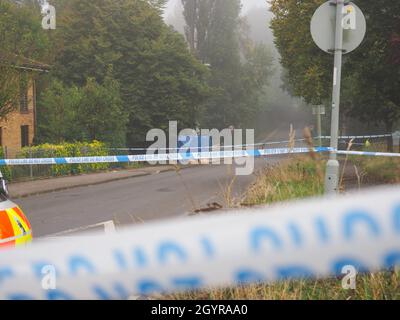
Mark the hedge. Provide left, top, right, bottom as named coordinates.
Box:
left=0, top=147, right=11, bottom=181
left=17, top=141, right=110, bottom=177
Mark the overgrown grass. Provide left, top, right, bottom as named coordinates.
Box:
left=169, top=156, right=399, bottom=300
left=341, top=140, right=400, bottom=185
left=172, top=272, right=399, bottom=300
left=359, top=157, right=400, bottom=184
left=242, top=156, right=324, bottom=206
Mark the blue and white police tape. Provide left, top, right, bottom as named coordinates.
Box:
left=110, top=133, right=393, bottom=151
left=319, top=134, right=392, bottom=139
left=0, top=147, right=331, bottom=166
left=0, top=186, right=399, bottom=300
left=337, top=150, right=400, bottom=158
left=109, top=139, right=309, bottom=151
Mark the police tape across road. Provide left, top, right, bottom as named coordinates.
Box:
left=1, top=146, right=400, bottom=166
left=115, top=133, right=394, bottom=151
left=0, top=147, right=331, bottom=166
left=320, top=134, right=393, bottom=139
left=109, top=138, right=309, bottom=151
left=0, top=186, right=399, bottom=300
left=107, top=134, right=392, bottom=151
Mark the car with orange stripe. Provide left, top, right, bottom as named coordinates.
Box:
left=0, top=171, right=32, bottom=248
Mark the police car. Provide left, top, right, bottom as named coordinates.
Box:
left=0, top=171, right=32, bottom=248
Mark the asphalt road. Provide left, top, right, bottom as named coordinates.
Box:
left=17, top=158, right=281, bottom=237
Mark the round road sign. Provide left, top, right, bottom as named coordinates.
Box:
left=311, top=1, right=366, bottom=54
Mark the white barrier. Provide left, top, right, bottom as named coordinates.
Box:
left=0, top=186, right=399, bottom=300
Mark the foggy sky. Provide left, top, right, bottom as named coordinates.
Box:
left=164, top=0, right=268, bottom=18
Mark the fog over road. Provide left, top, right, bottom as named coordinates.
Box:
left=18, top=158, right=282, bottom=237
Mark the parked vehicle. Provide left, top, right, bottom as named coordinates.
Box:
left=0, top=171, right=32, bottom=248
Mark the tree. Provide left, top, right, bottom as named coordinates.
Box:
left=181, top=0, right=273, bottom=128
left=0, top=0, right=49, bottom=118
left=181, top=0, right=215, bottom=61
left=270, top=0, right=331, bottom=105
left=0, top=65, right=20, bottom=119
left=182, top=0, right=198, bottom=53
left=77, top=74, right=127, bottom=146
left=37, top=73, right=128, bottom=146
left=36, top=79, right=82, bottom=143
left=270, top=0, right=400, bottom=149
left=344, top=0, right=400, bottom=150
left=48, top=0, right=210, bottom=146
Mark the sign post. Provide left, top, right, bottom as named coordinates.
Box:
left=313, top=105, right=325, bottom=147
left=325, top=0, right=345, bottom=194
left=311, top=1, right=366, bottom=194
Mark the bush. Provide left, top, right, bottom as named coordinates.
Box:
left=0, top=148, right=12, bottom=181
left=17, top=141, right=110, bottom=177
left=362, top=157, right=400, bottom=184
left=242, top=157, right=324, bottom=206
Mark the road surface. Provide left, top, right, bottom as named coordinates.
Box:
left=17, top=158, right=281, bottom=237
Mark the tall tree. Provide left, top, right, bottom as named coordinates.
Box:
left=182, top=0, right=198, bottom=53
left=270, top=0, right=400, bottom=149
left=36, top=79, right=82, bottom=143
left=0, top=0, right=49, bottom=118
left=270, top=0, right=331, bottom=105
left=344, top=0, right=400, bottom=148
left=181, top=0, right=273, bottom=128
left=49, top=0, right=210, bottom=146
left=37, top=72, right=128, bottom=146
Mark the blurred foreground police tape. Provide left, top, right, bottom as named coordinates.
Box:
left=0, top=186, right=399, bottom=300
left=0, top=147, right=330, bottom=166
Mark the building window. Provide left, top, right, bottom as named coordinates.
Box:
left=21, top=125, right=29, bottom=148
left=19, top=81, right=29, bottom=113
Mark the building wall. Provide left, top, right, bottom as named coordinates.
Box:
left=0, top=79, right=35, bottom=157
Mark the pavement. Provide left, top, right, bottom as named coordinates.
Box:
left=14, top=158, right=279, bottom=237
left=8, top=165, right=176, bottom=199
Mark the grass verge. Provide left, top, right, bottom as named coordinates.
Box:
left=169, top=156, right=399, bottom=300
left=357, top=157, right=400, bottom=184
